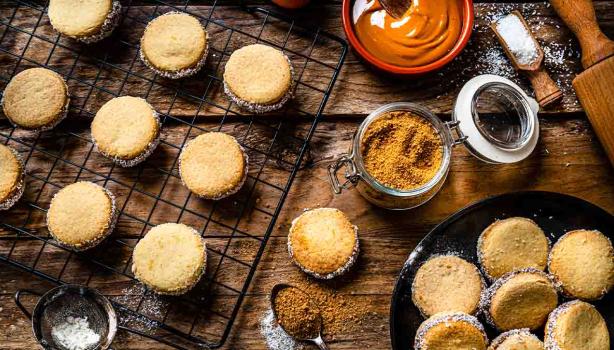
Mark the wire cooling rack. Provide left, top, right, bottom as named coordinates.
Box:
left=0, top=0, right=347, bottom=348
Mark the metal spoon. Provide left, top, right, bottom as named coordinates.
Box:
left=270, top=283, right=329, bottom=350
left=379, top=0, right=411, bottom=19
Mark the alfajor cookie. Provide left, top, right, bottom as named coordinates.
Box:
left=2, top=68, right=69, bottom=131
left=48, top=0, right=121, bottom=43
left=178, top=132, right=247, bottom=200
left=223, top=44, right=293, bottom=113
left=411, top=255, right=484, bottom=317
left=132, top=223, right=207, bottom=295
left=478, top=217, right=550, bottom=281
left=545, top=300, right=610, bottom=350
left=414, top=312, right=488, bottom=350
left=488, top=329, right=544, bottom=350
left=140, top=12, right=208, bottom=79
left=288, top=208, right=359, bottom=279
left=91, top=96, right=160, bottom=167
left=480, top=268, right=559, bottom=332
left=548, top=229, right=614, bottom=300
left=47, top=181, right=117, bottom=250
left=0, top=144, right=25, bottom=210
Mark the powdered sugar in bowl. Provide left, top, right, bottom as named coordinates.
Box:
left=14, top=285, right=117, bottom=350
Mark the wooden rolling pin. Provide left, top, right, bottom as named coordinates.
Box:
left=549, top=0, right=614, bottom=166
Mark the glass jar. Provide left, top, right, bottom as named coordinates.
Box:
left=328, top=75, right=540, bottom=210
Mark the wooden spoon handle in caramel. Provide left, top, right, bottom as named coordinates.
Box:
left=549, top=0, right=614, bottom=69
left=525, top=66, right=563, bottom=108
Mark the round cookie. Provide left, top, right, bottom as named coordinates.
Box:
left=2, top=68, right=69, bottom=131
left=178, top=132, right=247, bottom=200
left=288, top=208, right=359, bottom=279
left=480, top=268, right=559, bottom=331
left=414, top=312, right=488, bottom=350
left=0, top=144, right=25, bottom=210
left=545, top=300, right=610, bottom=350
left=411, top=255, right=484, bottom=317
left=91, top=96, right=160, bottom=167
left=548, top=229, right=614, bottom=300
left=223, top=44, right=293, bottom=113
left=140, top=12, right=208, bottom=79
left=478, top=217, right=550, bottom=281
left=488, top=329, right=544, bottom=350
left=47, top=181, right=117, bottom=250
left=48, top=0, right=121, bottom=43
left=132, top=223, right=207, bottom=295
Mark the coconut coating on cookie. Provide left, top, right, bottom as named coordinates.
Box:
left=0, top=144, right=24, bottom=210
left=412, top=255, right=484, bottom=317
left=478, top=217, right=550, bottom=280
left=92, top=96, right=160, bottom=165
left=414, top=312, right=488, bottom=350
left=223, top=44, right=293, bottom=107
left=481, top=268, right=558, bottom=332
left=140, top=12, right=208, bottom=75
left=47, top=182, right=116, bottom=250
left=548, top=230, right=614, bottom=300
left=545, top=300, right=609, bottom=350
left=132, top=223, right=207, bottom=295
left=2, top=68, right=68, bottom=130
left=288, top=208, right=359, bottom=279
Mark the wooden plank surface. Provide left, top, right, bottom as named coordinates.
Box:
left=0, top=1, right=613, bottom=350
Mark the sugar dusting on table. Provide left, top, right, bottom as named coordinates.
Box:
left=495, top=13, right=539, bottom=66
left=51, top=316, right=100, bottom=350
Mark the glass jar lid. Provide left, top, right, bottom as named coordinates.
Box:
left=453, top=75, right=540, bottom=163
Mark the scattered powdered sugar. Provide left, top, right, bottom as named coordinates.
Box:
left=495, top=13, right=539, bottom=66
left=260, top=309, right=304, bottom=350
left=113, top=284, right=167, bottom=333
left=51, top=316, right=100, bottom=350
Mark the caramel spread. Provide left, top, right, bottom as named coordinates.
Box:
left=361, top=111, right=443, bottom=191
left=353, top=0, right=463, bottom=67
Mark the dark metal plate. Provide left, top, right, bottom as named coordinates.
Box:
left=390, top=191, right=614, bottom=349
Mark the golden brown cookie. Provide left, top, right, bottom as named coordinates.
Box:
left=140, top=12, right=208, bottom=79
left=411, top=255, right=484, bottom=317
left=548, top=229, right=614, bottom=300
left=288, top=208, right=359, bottom=279
left=223, top=44, right=293, bottom=113
left=478, top=217, right=550, bottom=281
left=545, top=300, right=610, bottom=350
left=178, top=132, right=247, bottom=200
left=132, top=223, right=207, bottom=295
left=414, top=312, right=488, bottom=350
left=480, top=268, right=559, bottom=332
left=488, top=329, right=544, bottom=350
left=91, top=96, right=160, bottom=167
left=0, top=144, right=25, bottom=210
left=48, top=0, right=121, bottom=43
left=47, top=181, right=117, bottom=250
left=2, top=68, right=69, bottom=131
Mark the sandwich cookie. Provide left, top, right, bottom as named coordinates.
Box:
left=545, top=300, right=610, bottom=350
left=488, top=329, right=544, bottom=350
left=132, top=223, right=207, bottom=295
left=47, top=181, right=117, bottom=250
left=48, top=0, right=121, bottom=43
left=2, top=68, right=69, bottom=131
left=414, top=312, right=488, bottom=350
left=288, top=208, right=359, bottom=279
left=91, top=96, right=160, bottom=167
left=223, top=44, right=293, bottom=113
left=0, top=144, right=25, bottom=210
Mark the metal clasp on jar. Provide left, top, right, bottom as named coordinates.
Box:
left=444, top=120, right=468, bottom=146
left=328, top=153, right=360, bottom=194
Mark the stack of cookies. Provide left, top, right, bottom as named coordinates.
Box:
left=410, top=217, right=613, bottom=350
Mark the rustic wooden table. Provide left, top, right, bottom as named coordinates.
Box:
left=0, top=1, right=613, bottom=349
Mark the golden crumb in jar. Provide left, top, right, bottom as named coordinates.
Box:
left=274, top=287, right=321, bottom=339
left=361, top=111, right=443, bottom=191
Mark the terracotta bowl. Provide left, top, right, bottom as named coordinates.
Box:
left=341, top=0, right=474, bottom=76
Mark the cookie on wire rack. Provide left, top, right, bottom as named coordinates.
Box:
left=48, top=0, right=122, bottom=43
left=0, top=144, right=25, bottom=211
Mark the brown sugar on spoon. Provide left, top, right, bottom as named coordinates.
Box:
left=273, top=286, right=321, bottom=340
left=361, top=111, right=443, bottom=191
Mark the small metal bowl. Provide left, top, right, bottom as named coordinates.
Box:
left=15, top=285, right=117, bottom=350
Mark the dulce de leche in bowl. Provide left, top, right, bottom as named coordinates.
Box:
left=342, top=0, right=474, bottom=75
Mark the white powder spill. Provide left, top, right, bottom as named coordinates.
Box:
left=495, top=13, right=539, bottom=65
left=260, top=309, right=304, bottom=350
left=113, top=284, right=167, bottom=333
left=51, top=316, right=100, bottom=350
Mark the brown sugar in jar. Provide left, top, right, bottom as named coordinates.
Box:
left=360, top=111, right=444, bottom=191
